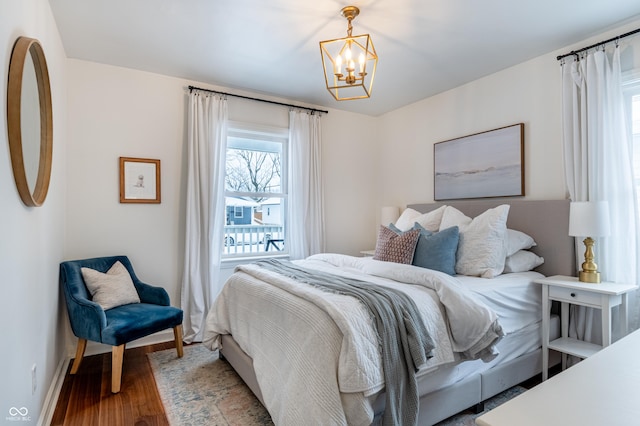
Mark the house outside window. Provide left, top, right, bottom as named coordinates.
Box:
left=223, top=122, right=288, bottom=257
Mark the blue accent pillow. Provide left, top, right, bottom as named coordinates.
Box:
left=389, top=222, right=459, bottom=275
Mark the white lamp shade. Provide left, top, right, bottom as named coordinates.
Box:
left=381, top=206, right=400, bottom=227
left=569, top=201, right=611, bottom=237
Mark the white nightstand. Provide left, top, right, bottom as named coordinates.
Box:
left=360, top=249, right=375, bottom=257
left=535, top=275, right=636, bottom=380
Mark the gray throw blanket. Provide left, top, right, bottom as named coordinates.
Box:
left=256, top=259, right=435, bottom=426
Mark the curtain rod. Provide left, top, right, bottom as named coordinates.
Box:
left=556, top=27, right=640, bottom=61
left=188, top=85, right=329, bottom=114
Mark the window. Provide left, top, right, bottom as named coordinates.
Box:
left=623, top=71, right=640, bottom=212
left=223, top=122, right=288, bottom=257
left=632, top=93, right=640, bottom=201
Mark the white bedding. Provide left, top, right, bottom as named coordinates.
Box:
left=456, top=271, right=543, bottom=334
left=414, top=315, right=558, bottom=397
left=410, top=271, right=544, bottom=395
left=203, top=254, right=539, bottom=426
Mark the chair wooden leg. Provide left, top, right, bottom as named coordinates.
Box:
left=174, top=325, right=184, bottom=358
left=70, top=338, right=87, bottom=374
left=111, top=344, right=125, bottom=393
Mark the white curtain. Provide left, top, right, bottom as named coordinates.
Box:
left=561, top=46, right=639, bottom=343
left=180, top=91, right=228, bottom=343
left=287, top=110, right=325, bottom=259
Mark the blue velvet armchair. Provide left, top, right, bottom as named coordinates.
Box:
left=60, top=255, right=183, bottom=393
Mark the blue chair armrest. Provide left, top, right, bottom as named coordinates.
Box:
left=62, top=284, right=107, bottom=342
left=60, top=262, right=108, bottom=342
left=134, top=281, right=170, bottom=306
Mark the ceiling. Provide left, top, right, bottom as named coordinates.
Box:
left=49, top=0, right=640, bottom=116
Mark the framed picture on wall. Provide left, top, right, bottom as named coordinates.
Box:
left=119, top=157, right=161, bottom=203
left=434, top=123, right=524, bottom=201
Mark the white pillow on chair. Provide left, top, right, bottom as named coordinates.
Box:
left=81, top=261, right=141, bottom=310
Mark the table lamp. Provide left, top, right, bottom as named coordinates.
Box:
left=568, top=201, right=610, bottom=283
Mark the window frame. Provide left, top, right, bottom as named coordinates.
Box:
left=622, top=69, right=640, bottom=213
left=223, top=121, right=289, bottom=260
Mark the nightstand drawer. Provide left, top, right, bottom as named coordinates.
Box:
left=549, top=286, right=602, bottom=307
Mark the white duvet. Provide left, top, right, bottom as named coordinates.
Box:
left=203, top=254, right=503, bottom=426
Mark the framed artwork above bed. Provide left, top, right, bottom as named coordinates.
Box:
left=434, top=123, right=524, bottom=201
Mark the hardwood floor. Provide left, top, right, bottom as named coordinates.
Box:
left=50, top=340, right=558, bottom=425
left=51, top=341, right=177, bottom=426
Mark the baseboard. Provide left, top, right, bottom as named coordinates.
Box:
left=37, top=355, right=70, bottom=426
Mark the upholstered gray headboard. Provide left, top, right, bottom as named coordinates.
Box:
left=407, top=199, right=575, bottom=277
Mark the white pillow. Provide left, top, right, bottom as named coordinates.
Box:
left=394, top=208, right=422, bottom=231
left=81, top=261, right=141, bottom=310
left=440, top=205, right=510, bottom=278
left=504, top=250, right=544, bottom=273
left=395, top=205, right=446, bottom=232
left=506, top=229, right=537, bottom=257
left=413, top=205, right=447, bottom=232
left=438, top=206, right=472, bottom=230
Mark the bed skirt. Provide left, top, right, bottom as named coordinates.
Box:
left=219, top=315, right=561, bottom=425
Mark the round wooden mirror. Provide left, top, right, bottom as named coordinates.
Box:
left=7, top=36, right=53, bottom=207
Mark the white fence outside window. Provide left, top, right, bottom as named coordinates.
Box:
left=223, top=224, right=284, bottom=255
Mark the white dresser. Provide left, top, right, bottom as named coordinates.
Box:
left=475, top=328, right=640, bottom=426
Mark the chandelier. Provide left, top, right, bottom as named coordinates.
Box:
left=319, top=6, right=378, bottom=101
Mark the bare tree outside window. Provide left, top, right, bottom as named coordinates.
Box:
left=225, top=149, right=281, bottom=202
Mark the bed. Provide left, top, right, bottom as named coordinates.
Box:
left=203, top=199, right=574, bottom=425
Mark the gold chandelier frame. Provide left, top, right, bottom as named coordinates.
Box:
left=319, top=6, right=378, bottom=101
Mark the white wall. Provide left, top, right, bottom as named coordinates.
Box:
left=65, top=61, right=189, bottom=306
left=0, top=0, right=68, bottom=423
left=63, top=17, right=640, bottom=354
left=322, top=110, right=380, bottom=252
left=64, top=60, right=379, bottom=339
left=377, top=18, right=640, bottom=210
left=4, top=5, right=640, bottom=421
left=378, top=53, right=564, bottom=206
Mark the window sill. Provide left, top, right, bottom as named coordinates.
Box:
left=221, top=253, right=290, bottom=269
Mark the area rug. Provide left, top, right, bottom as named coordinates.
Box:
left=149, top=344, right=526, bottom=425
left=148, top=344, right=273, bottom=425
